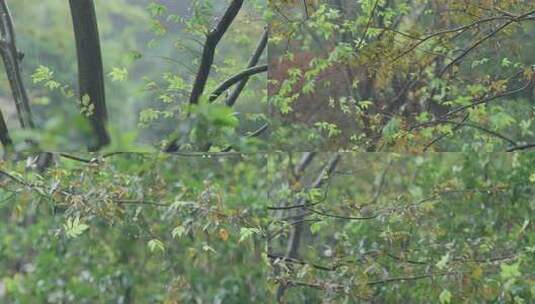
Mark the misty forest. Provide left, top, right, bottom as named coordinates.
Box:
left=0, top=1, right=534, bottom=303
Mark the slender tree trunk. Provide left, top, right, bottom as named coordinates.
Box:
left=0, top=0, right=34, bottom=130
left=276, top=153, right=340, bottom=302
left=0, top=110, right=12, bottom=157
left=0, top=0, right=40, bottom=162
left=69, top=0, right=109, bottom=151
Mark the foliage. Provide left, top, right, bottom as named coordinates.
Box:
left=269, top=0, right=535, bottom=151
left=1, top=1, right=535, bottom=303
left=1, top=0, right=267, bottom=152
left=1, top=151, right=535, bottom=302
left=0, top=154, right=268, bottom=302
left=268, top=152, right=535, bottom=302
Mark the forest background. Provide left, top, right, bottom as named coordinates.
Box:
left=0, top=1, right=534, bottom=303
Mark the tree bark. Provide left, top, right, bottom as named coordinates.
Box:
left=0, top=110, right=12, bottom=156
left=276, top=153, right=340, bottom=302
left=0, top=0, right=34, bottom=130
left=69, top=0, right=109, bottom=151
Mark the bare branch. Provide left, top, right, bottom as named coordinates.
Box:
left=507, top=143, right=535, bottom=152
left=225, top=27, right=268, bottom=107
left=209, top=65, right=267, bottom=102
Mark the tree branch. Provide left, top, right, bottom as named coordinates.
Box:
left=507, top=143, right=535, bottom=152
left=164, top=0, right=245, bottom=152
left=188, top=0, right=244, bottom=105
left=225, top=27, right=268, bottom=106
left=277, top=153, right=341, bottom=301
left=209, top=65, right=267, bottom=102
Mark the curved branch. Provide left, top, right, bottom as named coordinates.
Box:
left=411, top=78, right=532, bottom=131
left=209, top=65, right=267, bottom=102
left=440, top=10, right=535, bottom=76
left=423, top=119, right=519, bottom=151
left=279, top=271, right=461, bottom=292
left=225, top=27, right=268, bottom=106
left=507, top=143, right=535, bottom=152
left=220, top=122, right=270, bottom=152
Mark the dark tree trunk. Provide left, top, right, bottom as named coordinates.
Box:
left=0, top=0, right=34, bottom=130
left=69, top=0, right=109, bottom=151
left=0, top=111, right=12, bottom=156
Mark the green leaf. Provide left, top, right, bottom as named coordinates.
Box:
left=314, top=122, right=341, bottom=138
left=310, top=222, right=323, bottom=234
left=358, top=100, right=373, bottom=110
left=31, top=65, right=54, bottom=84
left=436, top=253, right=450, bottom=270
left=163, top=73, right=186, bottom=91
left=147, top=2, right=167, bottom=17
left=139, top=108, right=161, bottom=124
left=32, top=65, right=61, bottom=90
left=529, top=173, right=535, bottom=184
left=64, top=217, right=89, bottom=238
left=148, top=239, right=165, bottom=252
left=501, top=57, right=512, bottom=68
left=172, top=226, right=186, bottom=239
left=382, top=117, right=402, bottom=142
left=239, top=227, right=260, bottom=243
left=471, top=57, right=489, bottom=69
left=490, top=109, right=516, bottom=130
left=109, top=67, right=129, bottom=82
left=195, top=103, right=239, bottom=128
left=439, top=289, right=452, bottom=304
left=307, top=188, right=323, bottom=202
left=500, top=262, right=521, bottom=280
left=202, top=244, right=217, bottom=253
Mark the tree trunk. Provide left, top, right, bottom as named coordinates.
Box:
left=0, top=0, right=34, bottom=130
left=0, top=110, right=12, bottom=156
left=69, top=0, right=109, bottom=151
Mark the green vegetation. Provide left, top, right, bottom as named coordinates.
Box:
left=1, top=0, right=267, bottom=152
left=0, top=1, right=534, bottom=303
left=269, top=0, right=535, bottom=151
left=1, top=152, right=534, bottom=302
left=1, top=154, right=268, bottom=302
left=268, top=152, right=535, bottom=302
